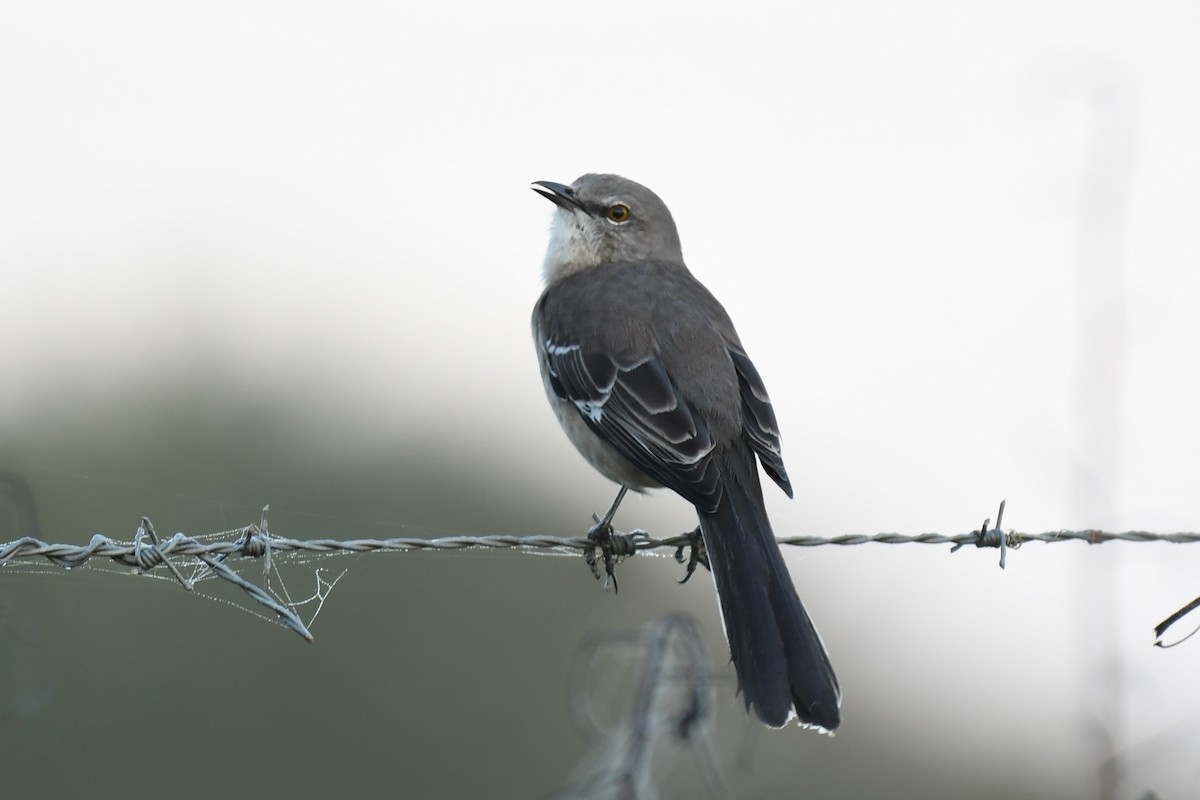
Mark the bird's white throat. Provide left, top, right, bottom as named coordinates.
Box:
left=542, top=211, right=604, bottom=283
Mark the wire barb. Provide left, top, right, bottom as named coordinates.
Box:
left=135, top=516, right=193, bottom=590
left=950, top=500, right=1012, bottom=568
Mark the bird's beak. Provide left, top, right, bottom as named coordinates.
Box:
left=531, top=180, right=585, bottom=212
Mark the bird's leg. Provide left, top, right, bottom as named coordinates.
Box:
left=675, top=526, right=710, bottom=584
left=585, top=485, right=629, bottom=592
left=589, top=485, right=628, bottom=536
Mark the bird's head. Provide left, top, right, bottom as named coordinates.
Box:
left=532, top=174, right=684, bottom=283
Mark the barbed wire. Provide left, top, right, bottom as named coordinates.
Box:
left=3, top=502, right=1200, bottom=643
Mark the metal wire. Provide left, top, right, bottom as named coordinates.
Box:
left=6, top=524, right=1200, bottom=567
left=3, top=502, right=1199, bottom=642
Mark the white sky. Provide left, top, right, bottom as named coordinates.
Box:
left=2, top=2, right=1200, bottom=796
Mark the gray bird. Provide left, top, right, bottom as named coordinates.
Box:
left=530, top=174, right=841, bottom=731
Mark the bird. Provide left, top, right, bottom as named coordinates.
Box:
left=530, top=173, right=841, bottom=731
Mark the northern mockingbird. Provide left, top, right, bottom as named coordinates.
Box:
left=531, top=174, right=841, bottom=731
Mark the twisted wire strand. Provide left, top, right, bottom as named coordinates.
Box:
left=3, top=504, right=1199, bottom=643
left=6, top=526, right=1198, bottom=569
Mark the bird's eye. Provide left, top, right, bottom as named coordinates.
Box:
left=606, top=204, right=631, bottom=223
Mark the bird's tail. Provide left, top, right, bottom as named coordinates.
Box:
left=698, top=447, right=841, bottom=731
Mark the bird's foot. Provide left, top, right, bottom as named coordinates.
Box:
left=675, top=527, right=710, bottom=584
left=584, top=486, right=638, bottom=593
left=585, top=516, right=622, bottom=593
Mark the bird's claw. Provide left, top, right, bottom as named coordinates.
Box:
left=675, top=527, right=710, bottom=584
left=585, top=519, right=621, bottom=593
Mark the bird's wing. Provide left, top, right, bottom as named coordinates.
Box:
left=539, top=336, right=723, bottom=511
left=729, top=348, right=793, bottom=498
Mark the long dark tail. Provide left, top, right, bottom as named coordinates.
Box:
left=698, top=447, right=841, bottom=731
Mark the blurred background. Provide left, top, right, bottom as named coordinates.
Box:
left=2, top=2, right=1199, bottom=798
